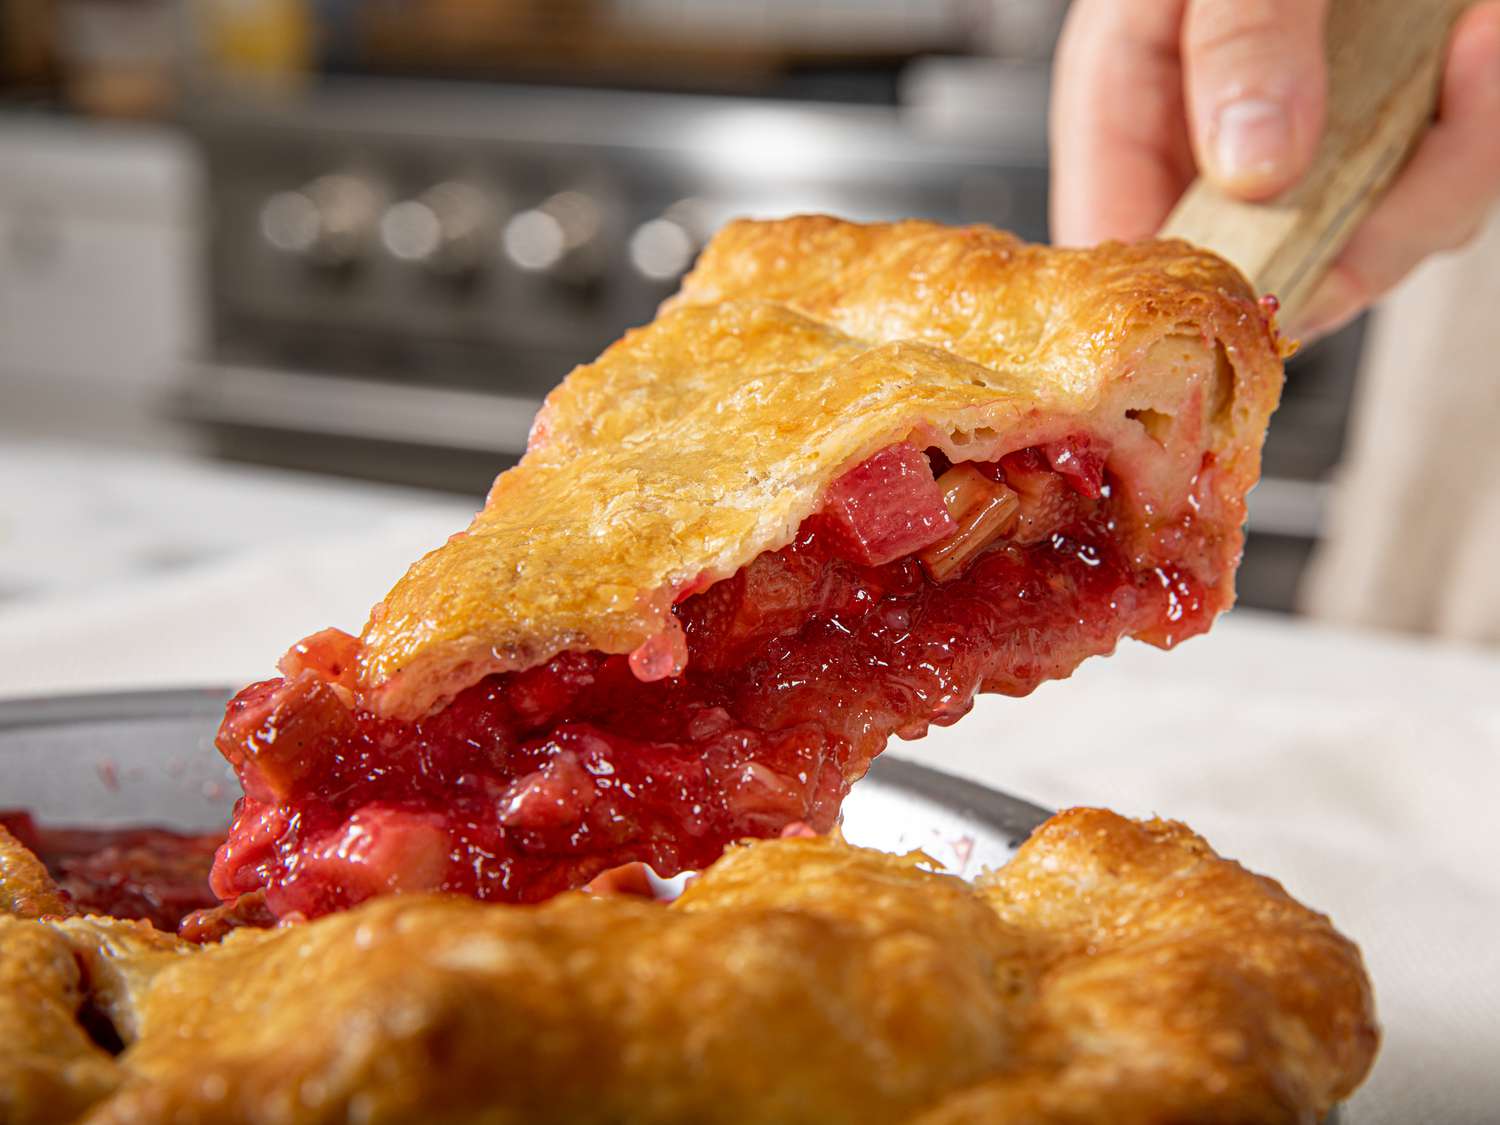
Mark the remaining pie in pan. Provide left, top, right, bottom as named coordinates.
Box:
left=206, top=216, right=1287, bottom=922
left=1, top=809, right=1376, bottom=1125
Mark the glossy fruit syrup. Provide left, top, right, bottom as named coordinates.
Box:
left=210, top=439, right=1215, bottom=922
left=0, top=811, right=221, bottom=930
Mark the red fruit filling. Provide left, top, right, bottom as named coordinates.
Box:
left=0, top=811, right=221, bottom=931
left=819, top=441, right=957, bottom=565
left=211, top=436, right=1219, bottom=922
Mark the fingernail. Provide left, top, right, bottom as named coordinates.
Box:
left=1212, top=99, right=1293, bottom=191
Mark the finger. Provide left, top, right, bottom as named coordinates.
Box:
left=1049, top=0, right=1196, bottom=246
left=1183, top=0, right=1330, bottom=200
left=1290, top=1, right=1500, bottom=339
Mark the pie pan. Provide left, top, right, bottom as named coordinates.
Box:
left=0, top=688, right=1343, bottom=1123
left=0, top=687, right=1051, bottom=878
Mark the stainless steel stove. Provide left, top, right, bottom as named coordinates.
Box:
left=181, top=78, right=1049, bottom=487
left=179, top=75, right=1366, bottom=612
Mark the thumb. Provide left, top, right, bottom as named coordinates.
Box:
left=1183, top=0, right=1330, bottom=200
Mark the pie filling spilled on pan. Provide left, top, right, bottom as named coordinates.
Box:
left=209, top=434, right=1224, bottom=922
left=0, top=813, right=221, bottom=932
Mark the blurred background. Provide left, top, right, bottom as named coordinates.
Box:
left=7, top=16, right=1498, bottom=1117
left=0, top=0, right=1491, bottom=649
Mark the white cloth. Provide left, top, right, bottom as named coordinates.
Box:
left=1305, top=208, right=1500, bottom=642
left=0, top=515, right=1495, bottom=1124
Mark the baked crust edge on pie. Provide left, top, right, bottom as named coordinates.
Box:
left=2, top=809, right=1375, bottom=1125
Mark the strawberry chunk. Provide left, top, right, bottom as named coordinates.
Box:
left=216, top=675, right=360, bottom=803
left=1042, top=435, right=1107, bottom=499
left=277, top=627, right=361, bottom=690
left=819, top=442, right=957, bottom=566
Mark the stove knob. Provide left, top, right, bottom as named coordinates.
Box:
left=380, top=182, right=499, bottom=278
left=259, top=174, right=383, bottom=269
left=502, top=190, right=605, bottom=282
left=628, top=199, right=710, bottom=282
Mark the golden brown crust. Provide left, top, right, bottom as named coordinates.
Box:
left=3, top=810, right=1373, bottom=1124
left=50, top=916, right=193, bottom=1046
left=0, top=824, right=71, bottom=920
left=0, top=917, right=120, bottom=1125
left=0, top=827, right=120, bottom=1124
left=924, top=810, right=1381, bottom=1124
left=359, top=218, right=1283, bottom=719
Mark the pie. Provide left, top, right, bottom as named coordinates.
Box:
left=205, top=217, right=1288, bottom=922
left=0, top=217, right=1378, bottom=1122
left=1, top=809, right=1376, bottom=1124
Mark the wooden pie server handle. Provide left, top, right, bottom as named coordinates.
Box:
left=1158, top=0, right=1472, bottom=325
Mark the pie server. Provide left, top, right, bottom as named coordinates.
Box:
left=1159, top=0, right=1470, bottom=328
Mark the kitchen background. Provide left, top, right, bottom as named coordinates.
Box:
left=0, top=0, right=1494, bottom=639
left=4, top=8, right=1500, bottom=1120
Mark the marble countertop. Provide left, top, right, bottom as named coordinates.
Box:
left=1, top=438, right=1495, bottom=1125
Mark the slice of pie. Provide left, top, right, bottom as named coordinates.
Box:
left=210, top=217, right=1286, bottom=921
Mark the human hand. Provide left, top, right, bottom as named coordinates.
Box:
left=1049, top=0, right=1500, bottom=338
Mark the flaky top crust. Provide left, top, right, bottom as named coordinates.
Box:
left=3, top=809, right=1375, bottom=1124
left=360, top=218, right=1283, bottom=719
